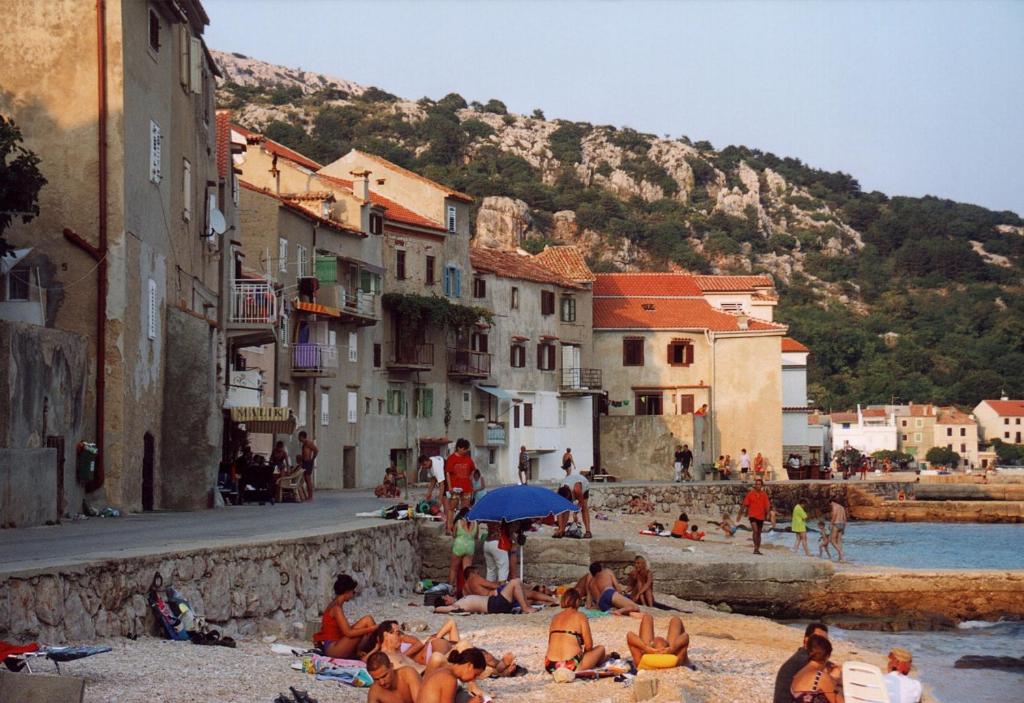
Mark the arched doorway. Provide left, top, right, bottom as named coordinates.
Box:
left=142, top=432, right=155, bottom=511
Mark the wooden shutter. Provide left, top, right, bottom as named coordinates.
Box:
left=189, top=37, right=202, bottom=93
left=513, top=405, right=520, bottom=428
left=685, top=343, right=694, bottom=365
left=524, top=403, right=533, bottom=427
left=347, top=391, right=358, bottom=423
left=679, top=394, right=695, bottom=414
left=537, top=344, right=544, bottom=369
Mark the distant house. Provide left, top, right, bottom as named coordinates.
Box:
left=781, top=337, right=822, bottom=462
left=934, top=406, right=980, bottom=468
left=831, top=406, right=898, bottom=456
left=973, top=398, right=1024, bottom=445
left=895, top=403, right=938, bottom=464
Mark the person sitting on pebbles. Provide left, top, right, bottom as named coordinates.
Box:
left=545, top=587, right=607, bottom=681
left=313, top=574, right=377, bottom=659
left=367, top=651, right=421, bottom=703
left=626, top=556, right=654, bottom=607
left=433, top=578, right=538, bottom=615
left=417, top=647, right=490, bottom=703
left=625, top=613, right=695, bottom=670
left=461, top=566, right=557, bottom=606
left=576, top=561, right=640, bottom=616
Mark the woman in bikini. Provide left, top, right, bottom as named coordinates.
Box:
left=626, top=556, right=654, bottom=607
left=544, top=588, right=606, bottom=679
left=790, top=635, right=843, bottom=703
left=312, top=574, right=377, bottom=659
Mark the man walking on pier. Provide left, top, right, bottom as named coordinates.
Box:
left=741, top=479, right=771, bottom=555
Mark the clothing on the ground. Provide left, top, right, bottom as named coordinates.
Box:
left=773, top=648, right=809, bottom=703
left=445, top=453, right=475, bottom=493
left=597, top=587, right=616, bottom=612
left=483, top=539, right=510, bottom=581
left=792, top=504, right=808, bottom=533
left=544, top=653, right=582, bottom=673
left=743, top=490, right=772, bottom=520
left=884, top=671, right=923, bottom=703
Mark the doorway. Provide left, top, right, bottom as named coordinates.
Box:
left=142, top=432, right=155, bottom=511
left=46, top=436, right=65, bottom=518
left=343, top=446, right=356, bottom=488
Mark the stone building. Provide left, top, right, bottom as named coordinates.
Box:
left=1, top=0, right=225, bottom=512
left=593, top=273, right=787, bottom=478
left=973, top=398, right=1024, bottom=446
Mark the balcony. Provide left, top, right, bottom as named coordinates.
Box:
left=291, top=343, right=338, bottom=377
left=337, top=287, right=379, bottom=325
left=485, top=423, right=507, bottom=445
left=447, top=348, right=491, bottom=379
left=386, top=342, right=434, bottom=371
left=560, top=368, right=602, bottom=394
left=227, top=280, right=278, bottom=346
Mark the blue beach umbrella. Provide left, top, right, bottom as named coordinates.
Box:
left=466, top=484, right=579, bottom=580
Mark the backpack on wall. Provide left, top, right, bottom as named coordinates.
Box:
left=147, top=572, right=190, bottom=641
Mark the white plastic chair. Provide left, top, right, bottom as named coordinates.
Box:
left=842, top=661, right=891, bottom=703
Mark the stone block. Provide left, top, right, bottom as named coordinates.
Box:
left=0, top=671, right=85, bottom=703
left=632, top=673, right=659, bottom=700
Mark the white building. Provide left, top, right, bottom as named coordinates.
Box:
left=830, top=405, right=898, bottom=455
left=781, top=337, right=822, bottom=461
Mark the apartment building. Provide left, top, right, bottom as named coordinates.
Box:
left=973, top=398, right=1024, bottom=446
left=831, top=406, right=898, bottom=456
left=1, top=0, right=225, bottom=512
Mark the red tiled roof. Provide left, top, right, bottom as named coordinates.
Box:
left=533, top=246, right=595, bottom=283
left=936, top=406, right=976, bottom=425
left=216, top=110, right=231, bottom=180
left=231, top=123, right=323, bottom=172
left=315, top=174, right=446, bottom=232
left=981, top=400, right=1024, bottom=417
left=908, top=404, right=935, bottom=417
left=693, top=275, right=774, bottom=292
left=347, top=150, right=473, bottom=202
left=470, top=248, right=582, bottom=289
left=831, top=412, right=858, bottom=423
left=593, top=273, right=703, bottom=298
left=593, top=297, right=786, bottom=331
left=781, top=337, right=810, bottom=353
left=862, top=408, right=887, bottom=418
left=239, top=180, right=364, bottom=237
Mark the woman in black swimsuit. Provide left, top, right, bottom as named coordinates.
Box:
left=544, top=588, right=606, bottom=676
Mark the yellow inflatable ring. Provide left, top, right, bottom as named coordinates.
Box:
left=638, top=653, right=678, bottom=670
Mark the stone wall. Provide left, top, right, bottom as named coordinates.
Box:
left=0, top=448, right=57, bottom=527
left=0, top=521, right=418, bottom=644
left=599, top=415, right=698, bottom=481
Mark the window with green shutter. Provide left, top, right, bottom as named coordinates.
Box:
left=387, top=387, right=406, bottom=415
left=314, top=253, right=337, bottom=283
left=416, top=387, right=433, bottom=418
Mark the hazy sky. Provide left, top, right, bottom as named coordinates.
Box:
left=204, top=0, right=1024, bottom=215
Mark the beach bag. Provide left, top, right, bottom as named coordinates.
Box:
left=563, top=522, right=584, bottom=539
left=147, top=573, right=190, bottom=641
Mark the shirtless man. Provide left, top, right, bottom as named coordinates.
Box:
left=434, top=578, right=537, bottom=615
left=829, top=499, right=847, bottom=562
left=578, top=562, right=639, bottom=615
left=626, top=613, right=694, bottom=669
left=367, top=651, right=421, bottom=703
left=298, top=430, right=319, bottom=500
left=416, top=648, right=488, bottom=703
left=462, top=567, right=557, bottom=605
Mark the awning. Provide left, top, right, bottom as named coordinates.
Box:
left=511, top=335, right=529, bottom=342
left=475, top=384, right=517, bottom=402
left=339, top=257, right=385, bottom=275
left=228, top=406, right=296, bottom=434
left=0, top=248, right=31, bottom=275
left=293, top=299, right=340, bottom=317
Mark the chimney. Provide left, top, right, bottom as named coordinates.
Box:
left=350, top=169, right=371, bottom=201
left=736, top=313, right=749, bottom=330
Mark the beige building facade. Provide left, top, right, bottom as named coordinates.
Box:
left=973, top=398, right=1024, bottom=446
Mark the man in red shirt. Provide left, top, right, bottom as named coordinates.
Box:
left=444, top=438, right=476, bottom=532
left=741, top=478, right=772, bottom=555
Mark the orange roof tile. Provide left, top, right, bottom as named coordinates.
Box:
left=908, top=404, right=935, bottom=417
left=782, top=337, right=810, bottom=353
left=936, top=406, right=976, bottom=425
left=594, top=273, right=703, bottom=297
left=862, top=408, right=887, bottom=418
left=231, top=123, right=323, bottom=172
left=239, top=180, right=365, bottom=237
left=693, top=275, right=774, bottom=292
left=981, top=400, right=1024, bottom=417
left=347, top=150, right=472, bottom=202
left=593, top=297, right=786, bottom=331
left=470, top=248, right=582, bottom=289
left=533, top=246, right=595, bottom=283
left=315, top=174, right=446, bottom=232
left=831, top=412, right=858, bottom=423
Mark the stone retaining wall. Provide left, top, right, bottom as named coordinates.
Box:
left=0, top=521, right=418, bottom=644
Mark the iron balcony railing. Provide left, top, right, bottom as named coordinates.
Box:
left=485, top=423, right=507, bottom=445
left=291, top=343, right=339, bottom=375
left=229, top=281, right=277, bottom=324
left=447, top=348, right=491, bottom=377
left=387, top=342, right=434, bottom=368
left=339, top=288, right=378, bottom=318
left=561, top=367, right=602, bottom=390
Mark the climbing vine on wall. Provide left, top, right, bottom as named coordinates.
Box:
left=381, top=292, right=493, bottom=332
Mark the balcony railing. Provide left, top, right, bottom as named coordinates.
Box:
left=447, top=348, right=491, bottom=378
left=229, top=281, right=277, bottom=324
left=561, top=367, right=602, bottom=390
left=339, top=288, right=378, bottom=319
left=386, top=342, right=434, bottom=369
left=291, top=343, right=338, bottom=375
left=485, top=423, right=507, bottom=445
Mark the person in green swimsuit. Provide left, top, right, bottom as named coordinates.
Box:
left=791, top=502, right=811, bottom=556
left=448, top=508, right=479, bottom=589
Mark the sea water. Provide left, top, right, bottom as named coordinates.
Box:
left=771, top=523, right=1024, bottom=703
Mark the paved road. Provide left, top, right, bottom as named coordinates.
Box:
left=0, top=489, right=406, bottom=576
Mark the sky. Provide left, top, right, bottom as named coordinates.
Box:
left=204, top=0, right=1024, bottom=215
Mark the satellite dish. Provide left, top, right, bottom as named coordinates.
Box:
left=209, top=208, right=227, bottom=236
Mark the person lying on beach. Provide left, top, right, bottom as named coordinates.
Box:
left=433, top=579, right=537, bottom=615
left=583, top=561, right=640, bottom=615
left=682, top=525, right=706, bottom=541
left=626, top=556, right=654, bottom=607
left=367, top=651, right=421, bottom=703
left=462, top=567, right=557, bottom=605
left=714, top=515, right=751, bottom=537
left=417, top=647, right=489, bottom=703
left=363, top=619, right=461, bottom=669
left=625, top=613, right=694, bottom=670
left=545, top=587, right=607, bottom=677
left=313, top=574, right=377, bottom=659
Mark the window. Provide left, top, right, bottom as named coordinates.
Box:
left=321, top=392, right=330, bottom=426
left=914, top=432, right=922, bottom=443
left=447, top=205, right=457, bottom=233
left=510, top=286, right=519, bottom=310
left=6, top=264, right=30, bottom=301
left=387, top=387, right=405, bottom=415
left=279, top=315, right=289, bottom=347
left=360, top=270, right=382, bottom=295
left=1005, top=431, right=1011, bottom=439
left=558, top=399, right=567, bottom=427
left=149, top=120, right=162, bottom=183
left=560, top=296, right=576, bottom=322
left=348, top=331, right=357, bottom=362
left=473, top=277, right=486, bottom=298
left=540, top=290, right=555, bottom=315
left=189, top=36, right=201, bottom=94
left=373, top=343, right=382, bottom=368
left=415, top=387, right=434, bottom=418
left=1005, top=418, right=1010, bottom=425
left=298, top=390, right=307, bottom=426
left=513, top=405, right=520, bottom=428
left=377, top=398, right=384, bottom=414
left=462, top=390, right=472, bottom=421
left=636, top=392, right=664, bottom=416
left=279, top=238, right=288, bottom=273
left=488, top=448, right=497, bottom=466
left=396, top=250, right=406, bottom=280
left=147, top=279, right=158, bottom=340
left=901, top=419, right=907, bottom=427
left=915, top=419, right=923, bottom=428
left=182, top=158, right=192, bottom=221
left=537, top=343, right=556, bottom=371
left=471, top=332, right=488, bottom=353
left=510, top=344, right=526, bottom=368
left=960, top=443, right=966, bottom=453
left=524, top=402, right=533, bottom=427
left=280, top=387, right=289, bottom=410
left=719, top=302, right=744, bottom=312
left=902, top=434, right=908, bottom=441
left=425, top=256, right=435, bottom=285
left=348, top=391, right=358, bottom=423
left=369, top=213, right=383, bottom=235
left=960, top=427, right=966, bottom=436
left=148, top=8, right=160, bottom=52
left=297, top=244, right=308, bottom=278
left=623, top=338, right=644, bottom=366
left=444, top=265, right=461, bottom=297
left=947, top=427, right=953, bottom=437
left=668, top=339, right=694, bottom=366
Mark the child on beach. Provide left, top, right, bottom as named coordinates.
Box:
left=817, top=520, right=832, bottom=559
left=670, top=512, right=689, bottom=538
left=683, top=525, right=705, bottom=541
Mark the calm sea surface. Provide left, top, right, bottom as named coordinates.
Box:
left=774, top=523, right=1023, bottom=703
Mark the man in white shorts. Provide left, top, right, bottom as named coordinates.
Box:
left=421, top=454, right=448, bottom=528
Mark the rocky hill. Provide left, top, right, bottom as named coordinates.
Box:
left=214, top=50, right=1024, bottom=418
